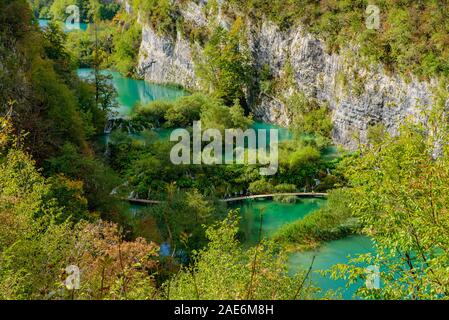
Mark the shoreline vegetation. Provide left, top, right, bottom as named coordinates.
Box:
left=273, top=189, right=362, bottom=252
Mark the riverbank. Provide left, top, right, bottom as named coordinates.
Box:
left=226, top=197, right=371, bottom=299
left=273, top=189, right=362, bottom=251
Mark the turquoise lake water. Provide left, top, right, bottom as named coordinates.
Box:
left=288, top=235, right=374, bottom=299
left=77, top=68, right=187, bottom=117
left=38, top=18, right=88, bottom=32
left=76, top=68, right=294, bottom=147
left=233, top=199, right=374, bottom=299
left=232, top=198, right=325, bottom=246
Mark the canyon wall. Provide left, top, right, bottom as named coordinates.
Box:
left=136, top=0, right=435, bottom=149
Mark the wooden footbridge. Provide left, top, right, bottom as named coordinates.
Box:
left=126, top=192, right=328, bottom=205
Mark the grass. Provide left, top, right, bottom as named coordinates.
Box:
left=273, top=188, right=361, bottom=251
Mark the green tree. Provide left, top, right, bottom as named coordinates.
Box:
left=329, top=120, right=449, bottom=299
left=46, top=143, right=122, bottom=219
left=110, top=16, right=142, bottom=76
left=195, top=18, right=251, bottom=106
left=248, top=179, right=274, bottom=194
left=165, top=212, right=318, bottom=299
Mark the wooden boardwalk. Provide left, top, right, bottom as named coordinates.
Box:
left=127, top=198, right=162, bottom=205
left=126, top=192, right=328, bottom=205
left=220, top=192, right=328, bottom=202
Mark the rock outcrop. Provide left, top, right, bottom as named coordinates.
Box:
left=248, top=22, right=434, bottom=148
left=137, top=26, right=198, bottom=89
left=136, top=0, right=436, bottom=149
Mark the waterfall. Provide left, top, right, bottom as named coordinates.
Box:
left=110, top=181, right=129, bottom=196
left=110, top=186, right=118, bottom=195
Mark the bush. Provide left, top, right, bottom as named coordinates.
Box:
left=274, top=183, right=297, bottom=193
left=135, top=100, right=172, bottom=128
left=134, top=93, right=253, bottom=130
left=110, top=17, right=142, bottom=76
left=195, top=18, right=251, bottom=106
left=274, top=189, right=359, bottom=249
left=133, top=0, right=175, bottom=35
left=248, top=179, right=274, bottom=194
left=164, top=94, right=205, bottom=127
left=165, top=212, right=318, bottom=299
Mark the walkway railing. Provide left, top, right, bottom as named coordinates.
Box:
left=125, top=192, right=328, bottom=205
left=221, top=192, right=328, bottom=202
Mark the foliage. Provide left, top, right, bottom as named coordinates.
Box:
left=200, top=97, right=253, bottom=132
left=274, top=183, right=297, bottom=193
left=29, top=0, right=53, bottom=18
left=1, top=0, right=105, bottom=161
left=133, top=0, right=175, bottom=35
left=165, top=212, right=318, bottom=299
left=109, top=13, right=142, bottom=76
left=0, top=2, right=144, bottom=279
left=0, top=104, right=13, bottom=150
left=135, top=187, right=225, bottom=258
left=0, top=148, right=159, bottom=300
left=225, top=0, right=449, bottom=79
left=248, top=179, right=273, bottom=194
left=63, top=10, right=140, bottom=76
left=329, top=113, right=449, bottom=299
left=274, top=189, right=358, bottom=249
left=195, top=18, right=251, bottom=106
left=287, top=92, right=332, bottom=141
left=46, top=143, right=123, bottom=221
left=68, top=221, right=159, bottom=300
left=48, top=0, right=119, bottom=22
left=65, top=22, right=109, bottom=68
left=134, top=93, right=253, bottom=131
left=276, top=140, right=325, bottom=188
left=0, top=219, right=159, bottom=300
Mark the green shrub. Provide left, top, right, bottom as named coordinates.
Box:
left=274, top=183, right=297, bottom=193
left=133, top=0, right=175, bottom=35
left=274, top=189, right=359, bottom=248
left=248, top=179, right=274, bottom=194
left=110, top=18, right=142, bottom=76
left=135, top=93, right=252, bottom=130
left=195, top=18, right=251, bottom=106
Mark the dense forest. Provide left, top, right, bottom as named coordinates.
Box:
left=1, top=0, right=449, bottom=300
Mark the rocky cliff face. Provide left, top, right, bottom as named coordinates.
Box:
left=248, top=22, right=434, bottom=148
left=136, top=1, right=435, bottom=149
left=137, top=25, right=198, bottom=89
